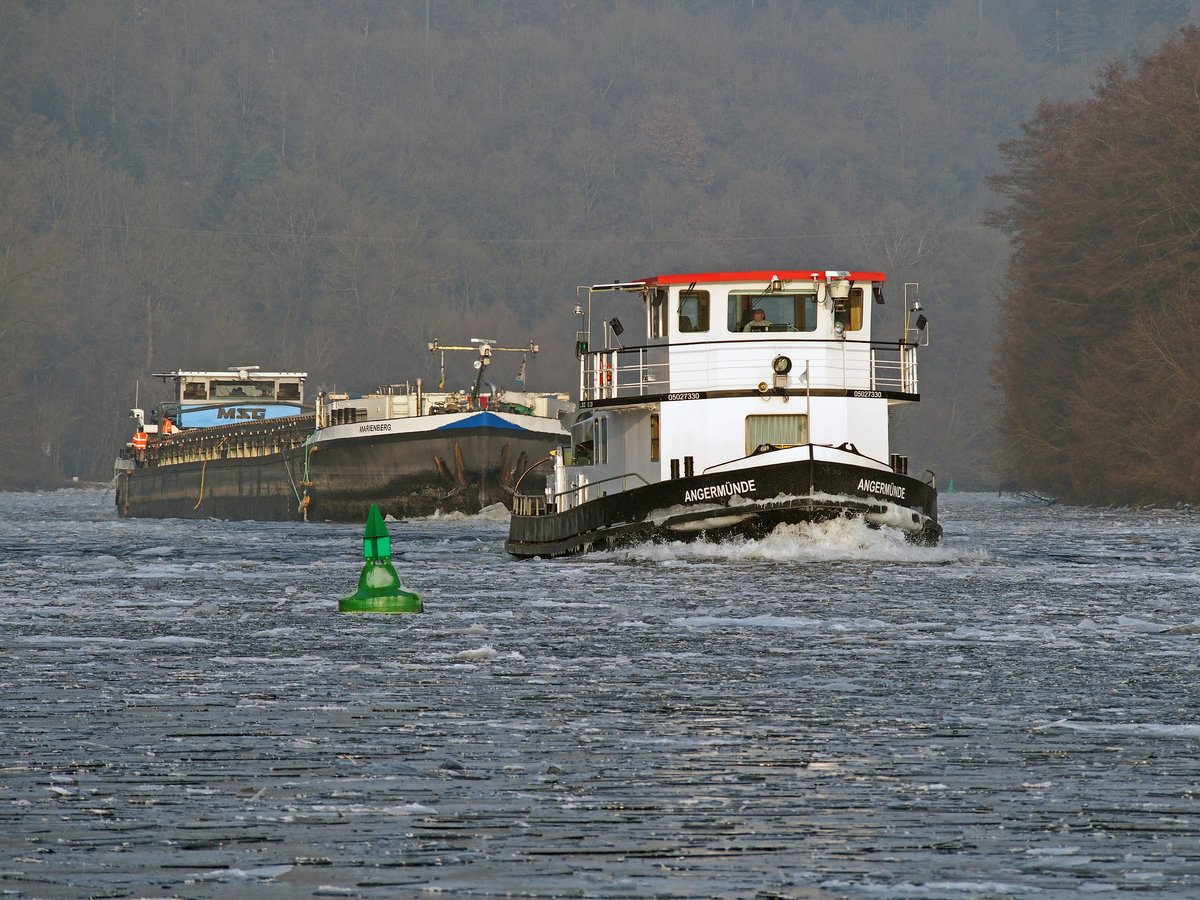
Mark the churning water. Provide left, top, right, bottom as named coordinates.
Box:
left=1, top=488, right=1198, bottom=898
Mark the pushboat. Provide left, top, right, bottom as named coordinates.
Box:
left=505, top=269, right=941, bottom=558
left=114, top=342, right=571, bottom=521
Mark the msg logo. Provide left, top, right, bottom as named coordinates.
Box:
left=217, top=407, right=266, bottom=420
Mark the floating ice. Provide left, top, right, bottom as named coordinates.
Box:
left=383, top=802, right=438, bottom=815
left=198, top=864, right=293, bottom=880
left=456, top=644, right=497, bottom=660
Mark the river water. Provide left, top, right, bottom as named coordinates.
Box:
left=1, top=487, right=1198, bottom=898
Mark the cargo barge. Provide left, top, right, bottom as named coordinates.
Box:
left=116, top=346, right=571, bottom=521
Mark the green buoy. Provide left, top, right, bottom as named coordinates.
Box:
left=339, top=504, right=423, bottom=614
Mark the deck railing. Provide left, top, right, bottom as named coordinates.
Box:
left=514, top=471, right=652, bottom=517
left=579, top=338, right=919, bottom=402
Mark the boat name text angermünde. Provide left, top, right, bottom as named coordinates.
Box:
left=684, top=479, right=757, bottom=503
left=858, top=478, right=905, bottom=500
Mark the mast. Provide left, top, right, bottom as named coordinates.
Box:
left=427, top=339, right=539, bottom=405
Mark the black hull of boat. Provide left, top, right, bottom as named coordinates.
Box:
left=115, top=452, right=303, bottom=521
left=505, top=459, right=941, bottom=558
left=301, top=426, right=564, bottom=522
left=115, top=425, right=565, bottom=522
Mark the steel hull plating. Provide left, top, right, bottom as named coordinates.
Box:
left=301, top=425, right=563, bottom=521
left=505, top=459, right=941, bottom=558
left=116, top=424, right=565, bottom=521
left=115, top=452, right=302, bottom=520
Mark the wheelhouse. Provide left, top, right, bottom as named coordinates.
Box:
left=153, top=366, right=308, bottom=429
left=574, top=270, right=923, bottom=404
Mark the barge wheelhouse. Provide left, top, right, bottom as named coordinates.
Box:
left=505, top=270, right=941, bottom=558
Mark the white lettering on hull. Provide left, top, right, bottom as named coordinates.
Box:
left=858, top=477, right=906, bottom=500
left=684, top=479, right=756, bottom=503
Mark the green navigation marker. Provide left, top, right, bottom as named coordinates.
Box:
left=339, top=504, right=423, bottom=614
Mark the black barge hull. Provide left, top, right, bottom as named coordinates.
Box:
left=300, top=426, right=564, bottom=521
left=116, top=423, right=565, bottom=522
left=116, top=452, right=305, bottom=520
left=506, top=459, right=940, bottom=558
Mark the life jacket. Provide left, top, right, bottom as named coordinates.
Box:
left=161, top=418, right=176, bottom=435
left=131, top=431, right=148, bottom=450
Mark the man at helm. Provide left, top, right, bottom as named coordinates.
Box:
left=742, top=308, right=770, bottom=331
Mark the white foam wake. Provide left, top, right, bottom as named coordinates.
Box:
left=617, top=516, right=977, bottom=564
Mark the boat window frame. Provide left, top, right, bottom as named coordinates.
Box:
left=745, top=413, right=809, bottom=455
left=728, top=291, right=819, bottom=334
left=569, top=412, right=594, bottom=466
left=835, top=286, right=865, bottom=333
left=211, top=380, right=276, bottom=401
left=595, top=414, right=608, bottom=465
left=677, top=290, right=710, bottom=334
left=648, top=287, right=668, bottom=339
left=276, top=381, right=302, bottom=402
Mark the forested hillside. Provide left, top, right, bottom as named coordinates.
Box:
left=0, top=0, right=1192, bottom=490
left=988, top=27, right=1200, bottom=505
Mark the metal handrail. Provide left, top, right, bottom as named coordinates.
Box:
left=511, top=455, right=555, bottom=494
left=512, top=469, right=653, bottom=517
left=580, top=337, right=919, bottom=401
left=701, top=441, right=894, bottom=475
left=552, top=471, right=651, bottom=508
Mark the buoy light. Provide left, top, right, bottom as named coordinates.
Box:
left=362, top=505, right=390, bottom=559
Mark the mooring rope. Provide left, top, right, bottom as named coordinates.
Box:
left=192, top=436, right=230, bottom=510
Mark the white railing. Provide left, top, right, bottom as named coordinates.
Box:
left=515, top=471, right=652, bottom=516
left=579, top=347, right=671, bottom=401
left=554, top=471, right=652, bottom=513
left=579, top=339, right=919, bottom=401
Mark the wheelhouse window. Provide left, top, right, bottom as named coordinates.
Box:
left=834, top=287, right=864, bottom=333
left=277, top=381, right=302, bottom=402
left=648, top=287, right=667, bottom=339
left=182, top=381, right=208, bottom=400
left=677, top=290, right=709, bottom=333
left=569, top=413, right=598, bottom=466
left=745, top=414, right=808, bottom=455
left=212, top=380, right=275, bottom=400
left=729, top=292, right=818, bottom=333
left=595, top=414, right=608, bottom=464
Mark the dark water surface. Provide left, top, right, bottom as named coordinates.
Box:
left=2, top=488, right=1199, bottom=898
